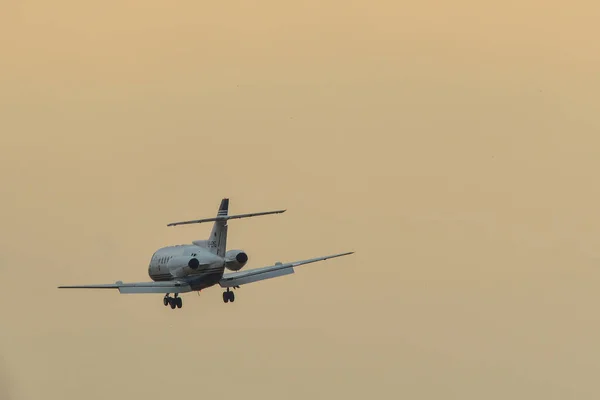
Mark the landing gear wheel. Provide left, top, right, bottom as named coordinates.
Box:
left=222, top=291, right=235, bottom=303
left=169, top=299, right=176, bottom=309
left=163, top=296, right=169, bottom=306
left=176, top=297, right=182, bottom=308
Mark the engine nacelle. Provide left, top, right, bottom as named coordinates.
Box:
left=225, top=249, right=248, bottom=271
left=167, top=256, right=201, bottom=277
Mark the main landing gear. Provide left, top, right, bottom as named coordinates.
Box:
left=164, top=293, right=182, bottom=309
left=223, top=287, right=236, bottom=303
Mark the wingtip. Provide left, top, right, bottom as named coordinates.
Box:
left=331, top=251, right=354, bottom=258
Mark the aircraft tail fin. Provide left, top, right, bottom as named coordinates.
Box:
left=208, top=198, right=229, bottom=256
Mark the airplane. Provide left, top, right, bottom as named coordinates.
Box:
left=58, top=198, right=354, bottom=309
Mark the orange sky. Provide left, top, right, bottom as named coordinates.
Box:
left=1, top=1, right=600, bottom=399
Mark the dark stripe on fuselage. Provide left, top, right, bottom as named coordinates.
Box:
left=150, top=269, right=225, bottom=291
left=150, top=267, right=224, bottom=276
left=151, top=272, right=223, bottom=280
left=151, top=268, right=223, bottom=276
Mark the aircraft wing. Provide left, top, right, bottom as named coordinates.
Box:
left=218, top=252, right=354, bottom=288
left=58, top=280, right=193, bottom=294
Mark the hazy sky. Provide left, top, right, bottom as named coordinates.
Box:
left=2, top=1, right=600, bottom=399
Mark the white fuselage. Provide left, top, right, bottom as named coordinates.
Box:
left=148, top=244, right=225, bottom=285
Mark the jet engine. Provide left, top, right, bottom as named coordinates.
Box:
left=167, top=256, right=201, bottom=277
left=225, top=249, right=248, bottom=271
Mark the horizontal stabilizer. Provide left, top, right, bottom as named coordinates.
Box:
left=167, top=210, right=286, bottom=227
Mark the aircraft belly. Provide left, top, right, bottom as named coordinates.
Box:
left=149, top=267, right=224, bottom=290
left=187, top=268, right=224, bottom=291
